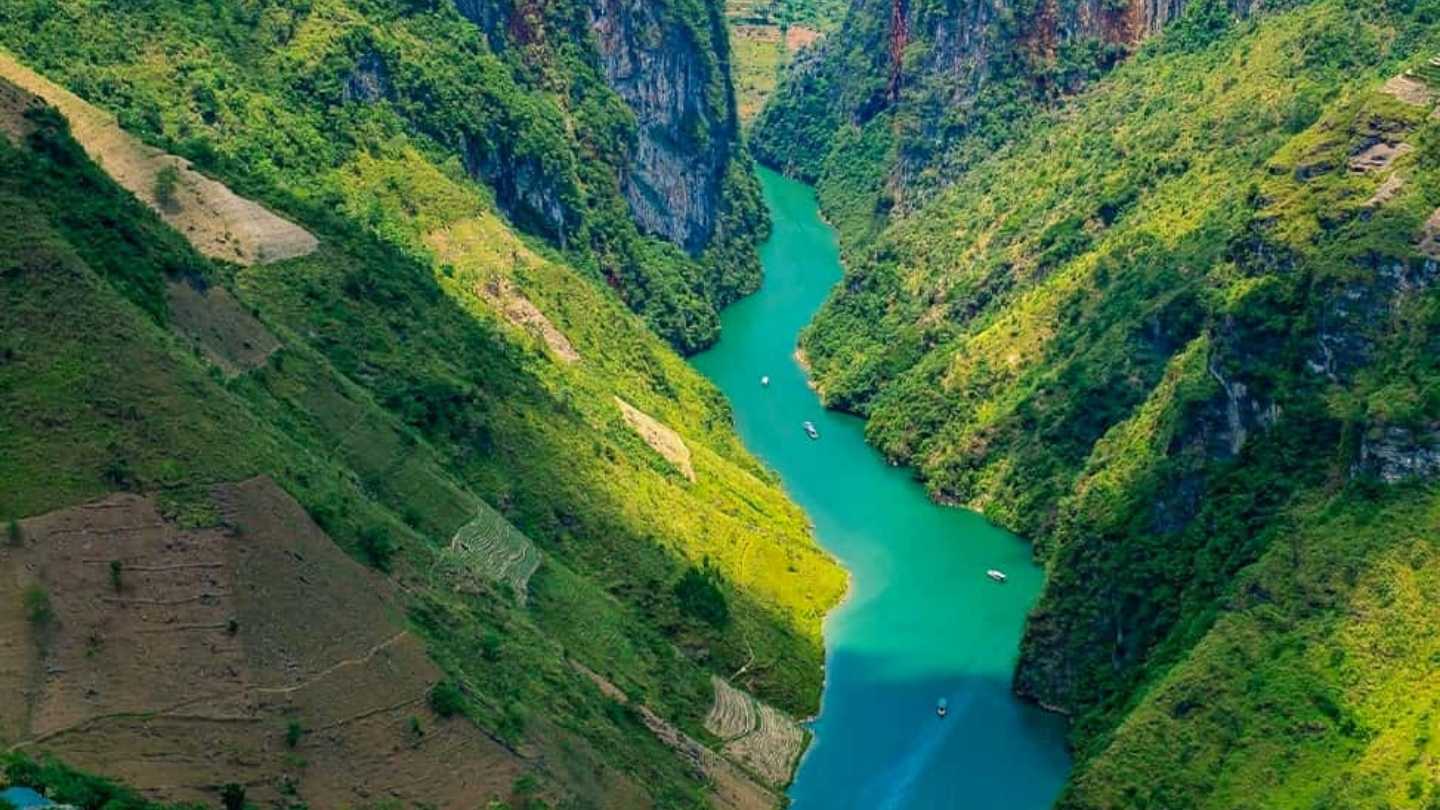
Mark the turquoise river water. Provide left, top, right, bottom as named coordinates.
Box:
left=691, top=168, right=1070, bottom=809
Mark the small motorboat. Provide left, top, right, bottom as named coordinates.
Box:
left=986, top=569, right=1008, bottom=583
left=761, top=375, right=771, bottom=387
left=802, top=420, right=820, bottom=439
left=937, top=698, right=948, bottom=718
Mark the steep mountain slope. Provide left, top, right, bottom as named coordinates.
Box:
left=1, top=0, right=764, bottom=353
left=754, top=0, right=1440, bottom=804
left=0, top=4, right=844, bottom=804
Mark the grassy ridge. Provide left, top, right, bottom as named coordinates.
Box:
left=0, top=0, right=764, bottom=353
left=0, top=113, right=710, bottom=807
left=0, top=28, right=840, bottom=809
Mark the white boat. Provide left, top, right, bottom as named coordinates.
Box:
left=802, top=421, right=819, bottom=439
left=936, top=698, right=948, bottom=718
left=761, top=375, right=770, bottom=386
left=986, top=569, right=1007, bottom=583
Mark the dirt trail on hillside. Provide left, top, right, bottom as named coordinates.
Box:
left=570, top=661, right=778, bottom=810
left=0, top=477, right=521, bottom=808
left=0, top=52, right=317, bottom=265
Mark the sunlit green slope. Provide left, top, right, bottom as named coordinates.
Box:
left=0, top=3, right=844, bottom=803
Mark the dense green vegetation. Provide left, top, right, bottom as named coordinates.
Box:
left=727, top=0, right=849, bottom=29
left=756, top=0, right=1440, bottom=803
left=0, top=0, right=765, bottom=353
left=3, top=752, right=199, bottom=810
left=0, top=7, right=842, bottom=801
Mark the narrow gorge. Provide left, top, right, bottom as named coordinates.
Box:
left=2, top=0, right=1439, bottom=807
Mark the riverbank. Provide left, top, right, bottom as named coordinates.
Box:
left=692, top=168, right=1070, bottom=808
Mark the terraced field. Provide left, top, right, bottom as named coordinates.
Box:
left=444, top=506, right=543, bottom=603
left=572, top=661, right=779, bottom=810
left=705, top=676, right=807, bottom=787
left=0, top=51, right=316, bottom=265
left=724, top=1, right=829, bottom=125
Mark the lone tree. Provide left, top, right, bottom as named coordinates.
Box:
left=153, top=164, right=180, bottom=210
left=357, top=524, right=395, bottom=572
left=674, top=562, right=730, bottom=628
left=285, top=719, right=304, bottom=748
left=23, top=585, right=52, bottom=625
left=220, top=782, right=246, bottom=810
left=429, top=680, right=465, bottom=718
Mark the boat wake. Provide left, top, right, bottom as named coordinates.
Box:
left=864, top=693, right=969, bottom=810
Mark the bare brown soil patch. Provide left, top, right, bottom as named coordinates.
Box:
left=478, top=276, right=581, bottom=363
left=0, top=73, right=42, bottom=144
left=1, top=477, right=522, bottom=807
left=786, top=26, right=823, bottom=50
left=571, top=661, right=777, bottom=810
left=425, top=222, right=581, bottom=363
left=616, top=397, right=697, bottom=482
left=704, top=677, right=806, bottom=788
left=165, top=278, right=281, bottom=377
left=0, top=53, right=317, bottom=265
left=1381, top=74, right=1439, bottom=107
left=1348, top=141, right=1411, bottom=173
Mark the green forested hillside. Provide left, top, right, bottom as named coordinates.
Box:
left=0, top=0, right=765, bottom=353
left=0, top=2, right=844, bottom=806
left=727, top=0, right=848, bottom=28
left=756, top=0, right=1440, bottom=804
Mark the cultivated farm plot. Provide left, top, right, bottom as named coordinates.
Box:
left=571, top=661, right=779, bottom=810
left=165, top=279, right=281, bottom=377
left=0, top=51, right=317, bottom=265
left=705, top=676, right=807, bottom=787
left=0, top=477, right=523, bottom=808
left=443, top=506, right=542, bottom=603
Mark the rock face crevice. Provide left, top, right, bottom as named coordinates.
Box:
left=445, top=0, right=762, bottom=352
left=1357, top=424, right=1440, bottom=483
left=459, top=133, right=575, bottom=247
left=587, top=0, right=737, bottom=254
left=450, top=0, right=739, bottom=257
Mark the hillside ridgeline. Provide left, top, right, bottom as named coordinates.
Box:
left=0, top=1, right=847, bottom=805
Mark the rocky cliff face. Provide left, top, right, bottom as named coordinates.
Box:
left=445, top=0, right=761, bottom=352
left=588, top=0, right=737, bottom=254
left=452, top=0, right=739, bottom=257
left=753, top=0, right=1255, bottom=196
